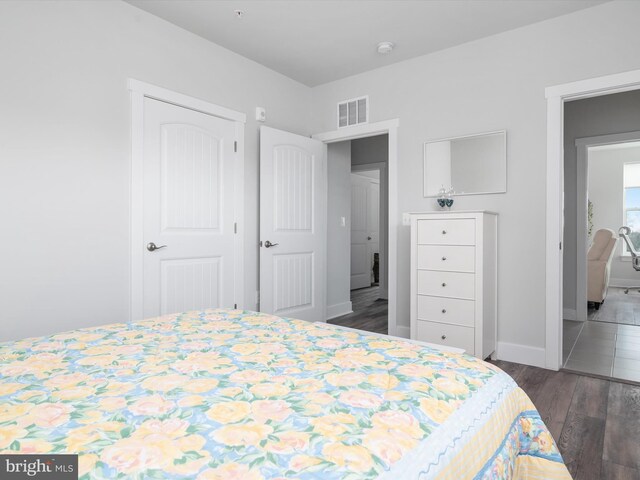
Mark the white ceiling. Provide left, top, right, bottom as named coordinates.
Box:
left=125, top=0, right=606, bottom=87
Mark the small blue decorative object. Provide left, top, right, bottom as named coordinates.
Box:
left=437, top=185, right=455, bottom=209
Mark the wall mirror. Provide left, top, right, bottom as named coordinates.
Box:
left=423, top=130, right=507, bottom=197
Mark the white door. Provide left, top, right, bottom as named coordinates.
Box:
left=368, top=180, right=380, bottom=284
left=259, top=126, right=326, bottom=321
left=351, top=173, right=380, bottom=289
left=350, top=174, right=370, bottom=289
left=142, top=97, right=237, bottom=317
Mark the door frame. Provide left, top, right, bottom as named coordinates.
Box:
left=545, top=69, right=640, bottom=370
left=351, top=162, right=389, bottom=300
left=574, top=131, right=640, bottom=323
left=313, top=119, right=400, bottom=336
left=128, top=79, right=246, bottom=321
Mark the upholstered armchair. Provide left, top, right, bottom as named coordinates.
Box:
left=587, top=228, right=617, bottom=309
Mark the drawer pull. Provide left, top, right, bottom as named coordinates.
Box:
left=442, top=309, right=447, bottom=313
left=442, top=230, right=447, bottom=235
left=441, top=334, right=447, bottom=340
left=441, top=256, right=447, bottom=261
left=441, top=282, right=447, bottom=287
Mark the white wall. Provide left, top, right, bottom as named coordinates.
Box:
left=589, top=146, right=640, bottom=286
left=0, top=0, right=311, bottom=341
left=424, top=141, right=451, bottom=196
left=563, top=89, right=640, bottom=311
left=4, top=0, right=640, bottom=358
left=351, top=135, right=389, bottom=166
left=309, top=0, right=640, bottom=356
left=326, top=141, right=352, bottom=318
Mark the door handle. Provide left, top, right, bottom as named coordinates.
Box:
left=367, top=236, right=372, bottom=240
left=147, top=242, right=167, bottom=252
left=264, top=240, right=279, bottom=248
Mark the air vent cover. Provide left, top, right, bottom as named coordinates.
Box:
left=337, top=96, right=368, bottom=128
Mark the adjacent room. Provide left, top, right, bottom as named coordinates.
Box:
left=562, top=90, right=640, bottom=382
left=327, top=134, right=390, bottom=335
left=2, top=1, right=640, bottom=479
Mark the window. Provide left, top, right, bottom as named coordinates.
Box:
left=623, top=163, right=640, bottom=253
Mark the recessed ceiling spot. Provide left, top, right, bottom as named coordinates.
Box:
left=377, top=41, right=394, bottom=54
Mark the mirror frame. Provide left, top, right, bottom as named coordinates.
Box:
left=423, top=129, right=507, bottom=197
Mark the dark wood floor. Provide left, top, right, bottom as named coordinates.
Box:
left=491, top=359, right=640, bottom=480
left=327, top=286, right=388, bottom=334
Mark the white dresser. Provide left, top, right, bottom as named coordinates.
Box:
left=409, top=211, right=497, bottom=359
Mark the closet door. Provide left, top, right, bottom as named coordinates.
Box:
left=141, top=97, right=237, bottom=318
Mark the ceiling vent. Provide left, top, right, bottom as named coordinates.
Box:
left=337, top=96, right=368, bottom=128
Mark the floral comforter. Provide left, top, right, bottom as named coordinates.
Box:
left=0, top=309, right=571, bottom=479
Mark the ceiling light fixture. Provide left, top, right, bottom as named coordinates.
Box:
left=234, top=10, right=245, bottom=19
left=377, top=41, right=394, bottom=54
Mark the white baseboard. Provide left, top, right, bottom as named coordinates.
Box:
left=563, top=308, right=577, bottom=321
left=395, top=325, right=410, bottom=339
left=326, top=302, right=352, bottom=320
left=496, top=341, right=546, bottom=369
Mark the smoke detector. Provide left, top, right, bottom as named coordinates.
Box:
left=377, top=41, right=394, bottom=54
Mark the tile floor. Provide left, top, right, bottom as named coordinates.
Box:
left=563, top=319, right=640, bottom=382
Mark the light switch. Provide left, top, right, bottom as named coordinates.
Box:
left=256, top=107, right=266, bottom=122
left=340, top=216, right=346, bottom=227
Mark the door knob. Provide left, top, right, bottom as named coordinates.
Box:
left=441, top=334, right=447, bottom=340
left=442, top=309, right=447, bottom=314
left=367, top=236, right=372, bottom=240
left=147, top=242, right=167, bottom=252
left=441, top=282, right=447, bottom=287
left=441, top=256, right=447, bottom=261
left=264, top=240, right=279, bottom=248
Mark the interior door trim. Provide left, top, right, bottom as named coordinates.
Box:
left=546, top=68, right=640, bottom=370
left=129, top=78, right=246, bottom=322
left=313, top=119, right=400, bottom=337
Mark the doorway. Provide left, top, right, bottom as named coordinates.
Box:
left=327, top=134, right=389, bottom=334
left=350, top=169, right=382, bottom=291
left=257, top=120, right=399, bottom=335
left=555, top=87, right=640, bottom=380
left=563, top=136, right=640, bottom=380
left=546, top=69, right=640, bottom=371
left=325, top=135, right=389, bottom=334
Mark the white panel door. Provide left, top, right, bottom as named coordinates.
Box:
left=350, top=174, right=370, bottom=290
left=142, top=97, right=236, bottom=317
left=260, top=126, right=326, bottom=321
left=367, top=180, right=380, bottom=284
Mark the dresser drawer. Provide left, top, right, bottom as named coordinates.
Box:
left=417, top=245, right=475, bottom=273
left=416, top=320, right=475, bottom=355
left=417, top=219, right=475, bottom=245
left=417, top=270, right=475, bottom=300
left=417, top=295, right=475, bottom=327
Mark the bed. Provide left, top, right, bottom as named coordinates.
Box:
left=0, top=309, right=571, bottom=479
